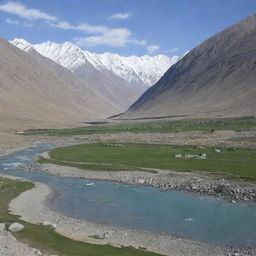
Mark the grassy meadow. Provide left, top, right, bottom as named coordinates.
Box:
left=42, top=143, right=256, bottom=181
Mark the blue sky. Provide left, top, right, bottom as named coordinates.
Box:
left=0, top=0, right=256, bottom=56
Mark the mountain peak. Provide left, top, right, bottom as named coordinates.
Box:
left=11, top=38, right=33, bottom=52
left=11, top=39, right=181, bottom=87
left=12, top=38, right=30, bottom=45
left=63, top=41, right=80, bottom=50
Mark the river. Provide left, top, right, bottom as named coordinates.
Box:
left=0, top=144, right=255, bottom=247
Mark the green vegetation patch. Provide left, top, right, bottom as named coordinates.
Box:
left=24, top=116, right=256, bottom=136
left=0, top=177, right=162, bottom=256
left=38, top=157, right=157, bottom=173
left=228, top=137, right=256, bottom=143
left=45, top=143, right=256, bottom=180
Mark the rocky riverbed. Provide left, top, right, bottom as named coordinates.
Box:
left=22, top=162, right=256, bottom=203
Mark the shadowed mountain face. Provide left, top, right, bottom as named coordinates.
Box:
left=0, top=38, right=118, bottom=131
left=121, top=14, right=256, bottom=119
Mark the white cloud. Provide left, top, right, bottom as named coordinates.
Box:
left=6, top=17, right=34, bottom=27
left=51, top=21, right=108, bottom=34
left=51, top=20, right=132, bottom=47
left=5, top=18, right=20, bottom=25
left=51, top=21, right=73, bottom=30
left=0, top=2, right=57, bottom=21
left=108, top=12, right=131, bottom=20
left=130, top=39, right=147, bottom=46
left=23, top=21, right=34, bottom=28
left=147, top=45, right=159, bottom=53
left=165, top=48, right=179, bottom=53
left=0, top=2, right=156, bottom=50
left=74, top=28, right=131, bottom=47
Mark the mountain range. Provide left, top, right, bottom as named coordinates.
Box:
left=11, top=39, right=180, bottom=111
left=120, top=14, right=256, bottom=119
left=1, top=14, right=255, bottom=131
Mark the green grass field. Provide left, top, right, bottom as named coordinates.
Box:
left=24, top=116, right=256, bottom=136
left=0, top=177, right=162, bottom=256
left=43, top=143, right=256, bottom=180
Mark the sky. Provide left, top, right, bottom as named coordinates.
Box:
left=0, top=0, right=256, bottom=56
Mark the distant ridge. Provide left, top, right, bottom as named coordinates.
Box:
left=119, top=14, right=256, bottom=119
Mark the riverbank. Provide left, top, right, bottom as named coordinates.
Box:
left=9, top=178, right=249, bottom=256
left=23, top=162, right=256, bottom=203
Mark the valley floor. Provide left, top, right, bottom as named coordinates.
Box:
left=0, top=124, right=256, bottom=256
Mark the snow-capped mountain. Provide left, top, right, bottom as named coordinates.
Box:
left=11, top=39, right=147, bottom=111
left=11, top=39, right=180, bottom=87
left=121, top=55, right=180, bottom=86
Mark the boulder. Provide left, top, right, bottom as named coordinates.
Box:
left=0, top=223, right=6, bottom=232
left=8, top=222, right=24, bottom=232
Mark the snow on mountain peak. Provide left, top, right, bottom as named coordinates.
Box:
left=11, top=39, right=181, bottom=86
left=11, top=38, right=33, bottom=52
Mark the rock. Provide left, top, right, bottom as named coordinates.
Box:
left=174, top=154, right=182, bottom=158
left=103, top=232, right=110, bottom=238
left=183, top=153, right=207, bottom=159
left=43, top=221, right=57, bottom=228
left=137, top=178, right=145, bottom=184
left=32, top=249, right=42, bottom=255
left=214, top=148, right=221, bottom=153
left=0, top=223, right=6, bottom=232
left=197, top=153, right=207, bottom=159
left=8, top=222, right=24, bottom=232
